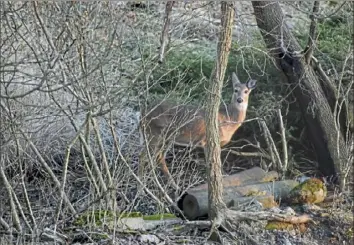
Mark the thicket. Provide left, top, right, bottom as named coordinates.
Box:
left=146, top=12, right=353, bottom=176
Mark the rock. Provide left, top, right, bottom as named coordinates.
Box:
left=117, top=217, right=146, bottom=231
left=283, top=207, right=296, bottom=216
left=139, top=234, right=160, bottom=244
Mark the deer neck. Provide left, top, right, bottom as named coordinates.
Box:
left=227, top=103, right=247, bottom=125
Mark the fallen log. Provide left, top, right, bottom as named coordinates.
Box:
left=190, top=167, right=279, bottom=191
left=182, top=180, right=298, bottom=220
left=228, top=195, right=278, bottom=211
left=234, top=180, right=299, bottom=199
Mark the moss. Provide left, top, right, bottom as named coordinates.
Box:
left=74, top=210, right=115, bottom=226
left=73, top=210, right=177, bottom=227
left=245, top=190, right=267, bottom=197
left=287, top=178, right=327, bottom=204
left=258, top=196, right=278, bottom=209
left=265, top=221, right=307, bottom=233
left=266, top=221, right=294, bottom=230
left=346, top=227, right=353, bottom=239
left=142, top=213, right=176, bottom=220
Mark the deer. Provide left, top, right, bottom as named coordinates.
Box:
left=139, top=72, right=256, bottom=190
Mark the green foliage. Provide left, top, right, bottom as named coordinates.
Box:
left=346, top=227, right=353, bottom=240
left=148, top=38, right=286, bottom=115
left=73, top=211, right=105, bottom=227
left=146, top=36, right=300, bottom=137
left=317, top=19, right=352, bottom=65
left=147, top=42, right=215, bottom=102
left=295, top=15, right=353, bottom=71
left=144, top=10, right=351, bottom=157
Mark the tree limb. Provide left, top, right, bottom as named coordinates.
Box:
left=304, top=1, right=320, bottom=64
left=159, top=1, right=174, bottom=63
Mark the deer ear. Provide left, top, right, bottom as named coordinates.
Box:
left=231, top=72, right=241, bottom=87
left=246, top=79, right=257, bottom=89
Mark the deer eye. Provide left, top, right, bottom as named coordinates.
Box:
left=234, top=89, right=239, bottom=93
left=244, top=90, right=249, bottom=94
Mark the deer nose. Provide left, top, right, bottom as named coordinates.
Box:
left=237, top=98, right=243, bottom=103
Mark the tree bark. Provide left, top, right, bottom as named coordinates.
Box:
left=158, top=1, right=174, bottom=63
left=204, top=1, right=234, bottom=240
left=252, top=1, right=349, bottom=189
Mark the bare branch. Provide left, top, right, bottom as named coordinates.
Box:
left=159, top=1, right=174, bottom=63
left=0, top=163, right=22, bottom=232
left=277, top=109, right=288, bottom=175
left=304, top=1, right=320, bottom=64
left=260, top=120, right=283, bottom=173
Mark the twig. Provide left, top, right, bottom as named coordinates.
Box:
left=260, top=120, right=283, bottom=172
left=54, top=131, right=81, bottom=227
left=259, top=120, right=275, bottom=170
left=159, top=1, right=174, bottom=63
left=19, top=128, right=76, bottom=214
left=91, top=117, right=113, bottom=187
left=317, top=1, right=347, bottom=20
left=114, top=123, right=187, bottom=220
left=304, top=1, right=320, bottom=64
left=19, top=164, right=38, bottom=232
left=0, top=217, right=10, bottom=231
left=81, top=113, right=100, bottom=195
left=109, top=125, right=166, bottom=208
left=10, top=184, right=33, bottom=232
left=9, top=104, right=38, bottom=232
left=0, top=164, right=22, bottom=232
left=311, top=56, right=338, bottom=100
left=277, top=109, right=288, bottom=177
left=227, top=149, right=272, bottom=160
left=62, top=108, right=108, bottom=194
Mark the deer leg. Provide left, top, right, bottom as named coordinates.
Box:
left=157, top=151, right=179, bottom=190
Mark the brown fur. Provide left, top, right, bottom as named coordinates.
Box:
left=139, top=73, right=256, bottom=189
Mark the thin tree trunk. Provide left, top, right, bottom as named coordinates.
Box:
left=159, top=1, right=174, bottom=63
left=252, top=1, right=349, bottom=189
left=205, top=1, right=234, bottom=240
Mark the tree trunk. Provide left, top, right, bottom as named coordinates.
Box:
left=252, top=1, right=349, bottom=190
left=204, top=1, right=234, bottom=239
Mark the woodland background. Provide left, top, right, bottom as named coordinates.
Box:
left=0, top=1, right=353, bottom=244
